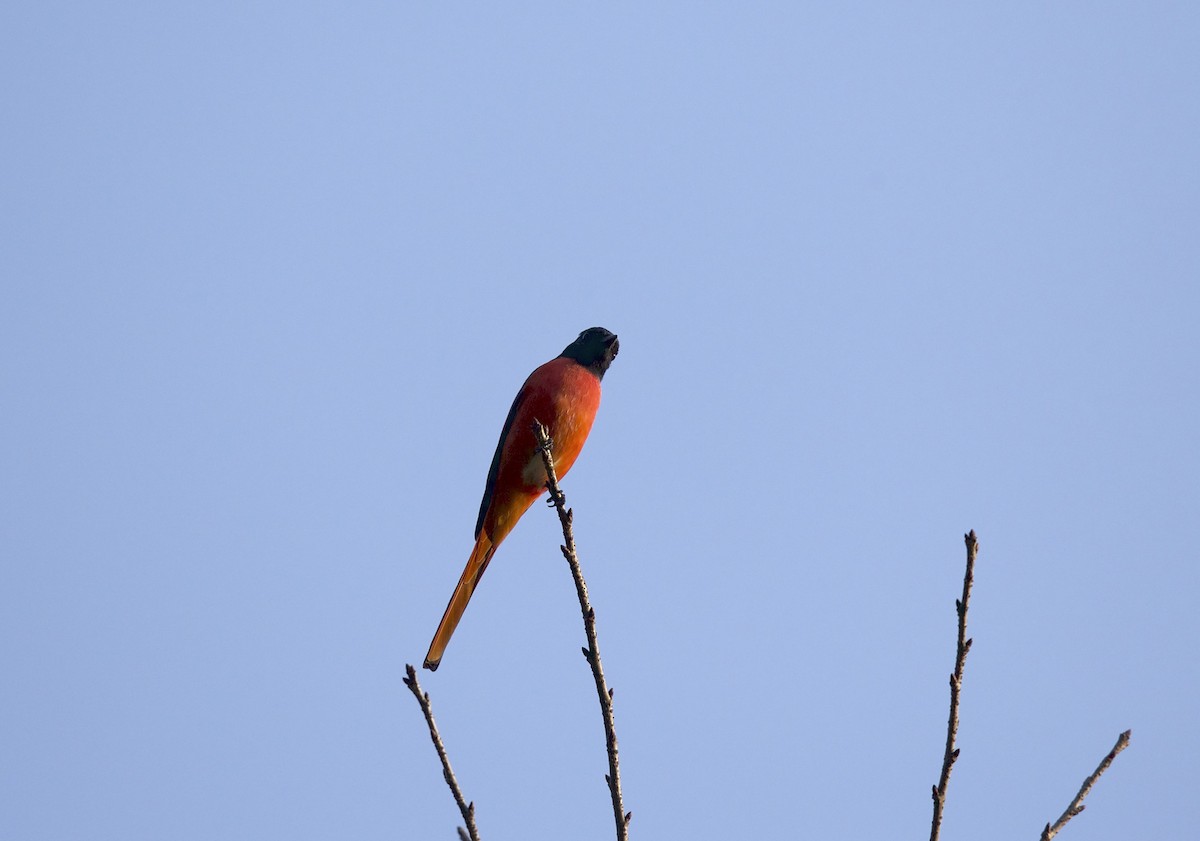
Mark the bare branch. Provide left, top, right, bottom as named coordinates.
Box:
left=1039, top=730, right=1132, bottom=840
left=533, top=420, right=631, bottom=841
left=403, top=664, right=482, bottom=841
left=929, top=529, right=980, bottom=841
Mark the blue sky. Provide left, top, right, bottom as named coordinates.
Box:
left=3, top=3, right=1197, bottom=839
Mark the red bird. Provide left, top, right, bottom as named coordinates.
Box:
left=423, top=327, right=619, bottom=671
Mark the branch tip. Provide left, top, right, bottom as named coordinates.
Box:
left=534, top=420, right=628, bottom=841
left=402, top=664, right=482, bottom=841
left=1040, top=729, right=1132, bottom=839
left=929, top=529, right=979, bottom=841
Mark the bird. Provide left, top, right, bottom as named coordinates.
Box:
left=423, top=327, right=620, bottom=671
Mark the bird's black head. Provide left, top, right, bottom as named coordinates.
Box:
left=560, top=327, right=619, bottom=380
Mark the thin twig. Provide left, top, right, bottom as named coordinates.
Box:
left=533, top=421, right=631, bottom=841
left=929, top=530, right=979, bottom=841
left=402, top=663, right=482, bottom=841
left=1039, top=730, right=1132, bottom=840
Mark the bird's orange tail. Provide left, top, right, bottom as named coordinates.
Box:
left=423, top=532, right=495, bottom=671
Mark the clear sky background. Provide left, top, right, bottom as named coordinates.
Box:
left=3, top=4, right=1197, bottom=840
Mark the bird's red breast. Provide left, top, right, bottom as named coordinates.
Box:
left=479, top=356, right=602, bottom=545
